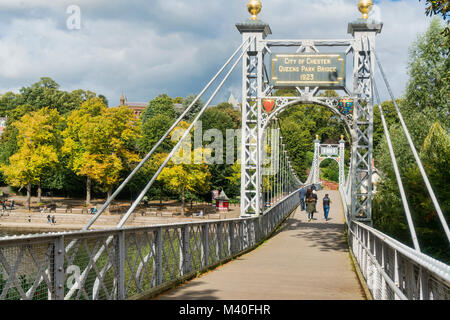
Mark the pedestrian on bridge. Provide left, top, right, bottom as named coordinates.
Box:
left=323, top=194, right=331, bottom=221
left=299, top=186, right=307, bottom=211
left=305, top=189, right=316, bottom=222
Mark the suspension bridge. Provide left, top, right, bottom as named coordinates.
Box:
left=0, top=0, right=448, bottom=301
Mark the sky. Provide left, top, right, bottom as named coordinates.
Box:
left=0, top=0, right=435, bottom=107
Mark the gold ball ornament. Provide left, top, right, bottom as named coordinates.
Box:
left=247, top=0, right=262, bottom=21
left=358, top=0, right=373, bottom=19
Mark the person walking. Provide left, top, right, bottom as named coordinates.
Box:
left=1, top=200, right=6, bottom=213
left=311, top=189, right=318, bottom=220
left=10, top=199, right=14, bottom=210
left=51, top=215, right=56, bottom=225
left=47, top=215, right=51, bottom=224
left=323, top=194, right=332, bottom=221
left=299, top=186, right=307, bottom=211
left=305, top=189, right=316, bottom=222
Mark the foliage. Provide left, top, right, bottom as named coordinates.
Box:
left=141, top=94, right=177, bottom=124
left=157, top=148, right=211, bottom=215
left=373, top=20, right=450, bottom=263
left=279, top=103, right=345, bottom=181
left=0, top=107, right=63, bottom=208
left=420, top=0, right=449, bottom=43
left=138, top=114, right=174, bottom=154
left=403, top=18, right=449, bottom=145
left=62, top=98, right=141, bottom=197
left=0, top=107, right=62, bottom=186
left=182, top=94, right=204, bottom=122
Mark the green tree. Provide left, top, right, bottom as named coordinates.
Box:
left=138, top=114, right=174, bottom=154
left=141, top=94, right=177, bottom=124
left=183, top=94, right=204, bottom=122
left=403, top=18, right=449, bottom=145
left=373, top=19, right=450, bottom=262
left=420, top=0, right=449, bottom=43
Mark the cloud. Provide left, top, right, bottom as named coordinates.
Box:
left=0, top=0, right=435, bottom=107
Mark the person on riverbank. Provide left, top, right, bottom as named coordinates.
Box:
left=323, top=194, right=332, bottom=221
left=305, top=189, right=316, bottom=222
left=10, top=200, right=14, bottom=210
left=1, top=201, right=6, bottom=213
left=51, top=215, right=56, bottom=225
left=47, top=215, right=51, bottom=224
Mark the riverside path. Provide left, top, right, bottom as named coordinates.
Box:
left=154, top=190, right=366, bottom=300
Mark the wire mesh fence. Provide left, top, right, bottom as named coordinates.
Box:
left=0, top=190, right=299, bottom=300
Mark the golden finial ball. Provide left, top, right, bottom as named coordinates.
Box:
left=247, top=0, right=262, bottom=21
left=358, top=0, right=373, bottom=19
left=341, top=135, right=344, bottom=140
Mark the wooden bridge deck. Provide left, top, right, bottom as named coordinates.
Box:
left=154, top=190, right=366, bottom=300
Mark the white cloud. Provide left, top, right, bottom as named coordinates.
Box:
left=0, top=0, right=436, bottom=106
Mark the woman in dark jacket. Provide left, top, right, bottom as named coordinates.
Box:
left=305, top=189, right=316, bottom=222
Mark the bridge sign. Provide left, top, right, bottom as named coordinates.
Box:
left=270, top=53, right=346, bottom=88
left=320, top=145, right=339, bottom=156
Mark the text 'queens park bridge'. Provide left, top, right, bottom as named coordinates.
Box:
left=0, top=1, right=449, bottom=301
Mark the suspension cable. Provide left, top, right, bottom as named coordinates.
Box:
left=83, top=38, right=252, bottom=230
left=116, top=37, right=256, bottom=228
left=374, top=52, right=450, bottom=243
left=373, top=79, right=421, bottom=252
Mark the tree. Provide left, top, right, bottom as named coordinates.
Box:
left=141, top=94, right=177, bottom=124
left=403, top=18, right=449, bottom=145
left=138, top=114, right=174, bottom=155
left=182, top=94, right=204, bottom=122
left=62, top=98, right=141, bottom=205
left=157, top=148, right=211, bottom=216
left=373, top=19, right=450, bottom=263
left=420, top=0, right=449, bottom=43
left=98, top=94, right=109, bottom=107
left=0, top=107, right=62, bottom=209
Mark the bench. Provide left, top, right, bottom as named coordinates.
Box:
left=160, top=212, right=173, bottom=217
left=71, top=208, right=85, bottom=214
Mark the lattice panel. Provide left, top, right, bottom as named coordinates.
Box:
left=187, top=225, right=203, bottom=271
left=63, top=235, right=118, bottom=300
left=124, top=231, right=155, bottom=297
left=0, top=242, right=52, bottom=300
left=161, top=228, right=182, bottom=282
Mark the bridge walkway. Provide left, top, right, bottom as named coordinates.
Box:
left=154, top=190, right=366, bottom=300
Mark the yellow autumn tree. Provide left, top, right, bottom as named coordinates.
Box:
left=0, top=107, right=62, bottom=210
left=62, top=98, right=141, bottom=205
left=156, top=146, right=211, bottom=216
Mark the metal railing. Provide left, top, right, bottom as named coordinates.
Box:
left=0, top=190, right=299, bottom=300
left=339, top=192, right=450, bottom=300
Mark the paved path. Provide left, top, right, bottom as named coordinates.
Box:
left=155, top=190, right=365, bottom=300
